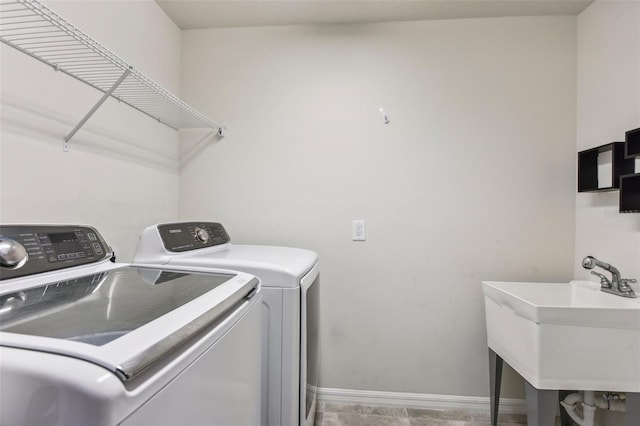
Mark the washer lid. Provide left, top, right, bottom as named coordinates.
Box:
left=0, top=266, right=259, bottom=381
left=167, top=245, right=318, bottom=288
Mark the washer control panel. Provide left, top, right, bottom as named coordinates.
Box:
left=0, top=225, right=111, bottom=280
left=158, top=222, right=230, bottom=252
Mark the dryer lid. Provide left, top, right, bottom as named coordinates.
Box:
left=167, top=245, right=318, bottom=288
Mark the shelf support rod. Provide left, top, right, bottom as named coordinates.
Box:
left=63, top=67, right=132, bottom=151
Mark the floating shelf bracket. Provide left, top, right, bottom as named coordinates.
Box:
left=0, top=0, right=225, bottom=151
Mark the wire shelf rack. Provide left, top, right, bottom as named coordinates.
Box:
left=0, top=0, right=224, bottom=148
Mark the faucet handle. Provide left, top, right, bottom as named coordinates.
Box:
left=619, top=278, right=637, bottom=291
left=591, top=271, right=611, bottom=287
left=618, top=279, right=637, bottom=298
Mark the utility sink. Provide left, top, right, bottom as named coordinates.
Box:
left=482, top=280, right=640, bottom=392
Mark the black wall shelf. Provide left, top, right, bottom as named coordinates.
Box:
left=626, top=127, right=640, bottom=158
left=578, top=142, right=635, bottom=192
left=620, top=174, right=640, bottom=213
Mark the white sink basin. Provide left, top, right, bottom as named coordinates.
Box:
left=482, top=280, right=640, bottom=392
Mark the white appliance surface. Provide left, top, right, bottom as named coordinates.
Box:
left=134, top=222, right=317, bottom=286
left=169, top=245, right=317, bottom=285
left=0, top=224, right=263, bottom=426
left=133, top=221, right=320, bottom=426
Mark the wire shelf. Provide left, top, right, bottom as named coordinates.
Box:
left=0, top=0, right=223, bottom=145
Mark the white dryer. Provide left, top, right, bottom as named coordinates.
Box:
left=0, top=224, right=262, bottom=426
left=134, top=221, right=320, bottom=426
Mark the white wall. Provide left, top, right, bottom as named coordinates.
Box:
left=574, top=4, right=640, bottom=420
left=180, top=17, right=577, bottom=398
left=575, top=0, right=640, bottom=282
left=0, top=0, right=182, bottom=261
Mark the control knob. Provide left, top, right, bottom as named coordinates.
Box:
left=0, top=237, right=28, bottom=269
left=194, top=227, right=210, bottom=244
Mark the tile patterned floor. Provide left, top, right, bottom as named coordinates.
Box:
left=314, top=402, right=531, bottom=426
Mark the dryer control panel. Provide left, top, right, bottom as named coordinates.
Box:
left=158, top=222, right=230, bottom=252
left=0, top=225, right=111, bottom=280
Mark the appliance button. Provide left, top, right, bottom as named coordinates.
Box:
left=87, top=233, right=97, bottom=241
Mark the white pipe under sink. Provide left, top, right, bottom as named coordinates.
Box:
left=561, top=391, right=627, bottom=426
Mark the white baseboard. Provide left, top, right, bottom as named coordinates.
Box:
left=316, top=387, right=526, bottom=414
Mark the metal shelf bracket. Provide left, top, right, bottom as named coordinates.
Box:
left=63, top=68, right=131, bottom=152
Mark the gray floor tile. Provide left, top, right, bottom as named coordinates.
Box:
left=410, top=421, right=526, bottom=426
left=462, top=423, right=525, bottom=426
left=322, top=412, right=411, bottom=426
left=324, top=402, right=408, bottom=417
left=316, top=403, right=531, bottom=426
left=465, top=410, right=491, bottom=422
left=407, top=408, right=473, bottom=421
left=408, top=418, right=468, bottom=426
left=496, top=413, right=527, bottom=424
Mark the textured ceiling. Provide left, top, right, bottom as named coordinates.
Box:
left=156, top=0, right=594, bottom=30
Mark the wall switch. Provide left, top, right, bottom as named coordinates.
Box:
left=352, top=220, right=366, bottom=241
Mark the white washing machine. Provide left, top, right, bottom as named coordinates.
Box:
left=134, top=221, right=320, bottom=426
left=0, top=224, right=262, bottom=426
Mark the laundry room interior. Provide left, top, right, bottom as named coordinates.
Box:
left=0, top=0, right=639, bottom=426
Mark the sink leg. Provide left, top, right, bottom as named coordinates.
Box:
left=489, top=348, right=503, bottom=426
left=524, top=380, right=558, bottom=426
left=626, top=392, right=640, bottom=426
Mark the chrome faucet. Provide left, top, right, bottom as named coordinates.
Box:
left=582, top=256, right=636, bottom=298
